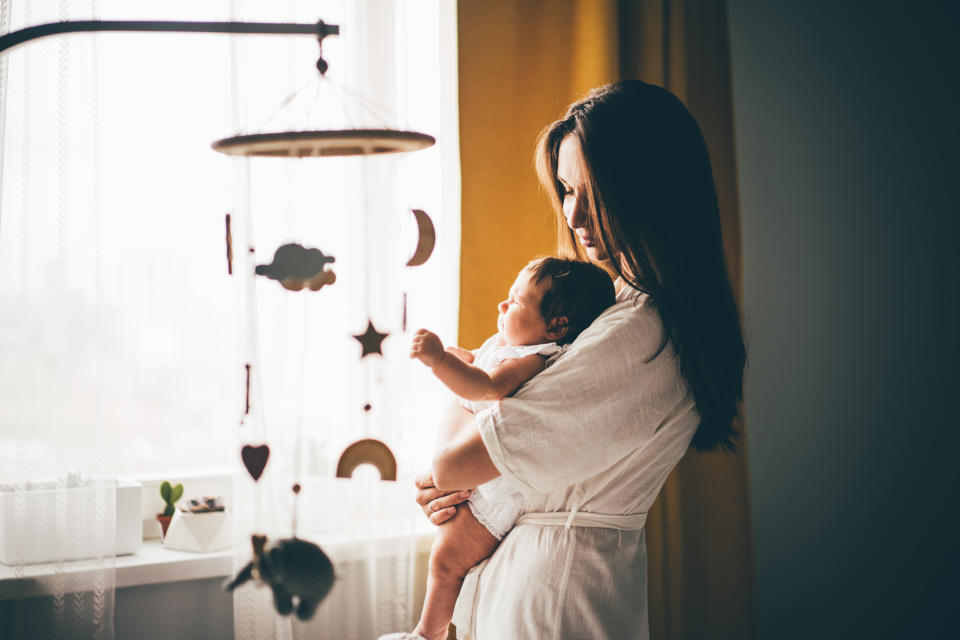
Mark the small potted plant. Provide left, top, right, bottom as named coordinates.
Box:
left=162, top=495, right=231, bottom=552
left=156, top=481, right=183, bottom=538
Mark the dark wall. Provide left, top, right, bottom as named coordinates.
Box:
left=727, top=1, right=959, bottom=638
left=0, top=578, right=233, bottom=640
left=115, top=578, right=233, bottom=640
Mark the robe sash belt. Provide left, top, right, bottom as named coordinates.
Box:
left=452, top=511, right=648, bottom=639
left=516, top=511, right=648, bottom=530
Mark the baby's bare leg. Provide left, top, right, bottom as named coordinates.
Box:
left=415, top=505, right=499, bottom=640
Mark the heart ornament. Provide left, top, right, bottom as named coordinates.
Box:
left=241, top=444, right=270, bottom=482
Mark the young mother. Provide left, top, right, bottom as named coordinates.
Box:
left=416, top=80, right=745, bottom=639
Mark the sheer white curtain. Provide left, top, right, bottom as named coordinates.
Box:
left=225, top=1, right=458, bottom=638
left=1, top=1, right=119, bottom=638
left=0, top=0, right=458, bottom=637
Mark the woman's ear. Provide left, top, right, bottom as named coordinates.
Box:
left=546, top=317, right=569, bottom=341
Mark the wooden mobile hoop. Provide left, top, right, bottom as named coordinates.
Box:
left=212, top=129, right=436, bottom=158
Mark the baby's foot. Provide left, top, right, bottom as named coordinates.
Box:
left=376, top=634, right=429, bottom=640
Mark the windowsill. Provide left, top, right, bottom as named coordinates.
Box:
left=0, top=540, right=231, bottom=600
left=0, top=526, right=436, bottom=601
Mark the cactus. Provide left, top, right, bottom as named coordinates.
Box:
left=159, top=481, right=184, bottom=517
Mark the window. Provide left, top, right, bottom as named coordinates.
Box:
left=0, top=0, right=460, bottom=482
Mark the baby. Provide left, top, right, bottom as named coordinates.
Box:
left=383, top=257, right=616, bottom=640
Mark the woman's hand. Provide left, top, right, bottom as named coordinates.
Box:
left=414, top=470, right=471, bottom=525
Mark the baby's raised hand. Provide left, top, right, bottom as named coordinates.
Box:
left=410, top=329, right=445, bottom=367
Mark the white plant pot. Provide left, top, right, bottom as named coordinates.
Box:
left=162, top=509, right=231, bottom=553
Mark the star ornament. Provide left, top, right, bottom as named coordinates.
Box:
left=353, top=321, right=389, bottom=358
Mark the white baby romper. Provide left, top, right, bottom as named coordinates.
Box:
left=459, top=333, right=566, bottom=540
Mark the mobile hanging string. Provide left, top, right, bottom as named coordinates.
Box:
left=292, top=483, right=302, bottom=537
left=316, top=37, right=329, bottom=76
left=287, top=35, right=328, bottom=509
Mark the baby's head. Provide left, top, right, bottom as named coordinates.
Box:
left=498, top=257, right=616, bottom=347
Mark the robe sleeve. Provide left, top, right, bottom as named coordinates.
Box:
left=476, top=298, right=691, bottom=496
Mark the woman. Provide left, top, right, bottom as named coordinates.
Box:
left=416, top=80, right=745, bottom=639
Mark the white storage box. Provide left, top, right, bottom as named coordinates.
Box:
left=0, top=478, right=142, bottom=565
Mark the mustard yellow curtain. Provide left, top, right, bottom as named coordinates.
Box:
left=457, top=1, right=753, bottom=638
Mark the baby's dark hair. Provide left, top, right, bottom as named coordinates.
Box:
left=527, top=257, right=617, bottom=345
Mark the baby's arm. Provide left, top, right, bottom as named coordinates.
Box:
left=410, top=329, right=546, bottom=402
left=445, top=345, right=475, bottom=364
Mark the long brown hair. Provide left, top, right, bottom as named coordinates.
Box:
left=535, top=80, right=745, bottom=451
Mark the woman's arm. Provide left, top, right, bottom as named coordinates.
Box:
left=413, top=402, right=501, bottom=524
left=431, top=401, right=500, bottom=491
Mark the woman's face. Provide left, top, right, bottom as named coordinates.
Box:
left=497, top=268, right=550, bottom=346
left=557, top=135, right=607, bottom=262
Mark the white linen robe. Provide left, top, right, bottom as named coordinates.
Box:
left=452, top=287, right=699, bottom=640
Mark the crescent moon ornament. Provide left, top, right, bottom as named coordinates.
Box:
left=406, top=209, right=436, bottom=267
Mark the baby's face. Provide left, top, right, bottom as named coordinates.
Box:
left=497, top=268, right=550, bottom=346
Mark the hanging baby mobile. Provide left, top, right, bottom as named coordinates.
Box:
left=215, top=16, right=438, bottom=620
